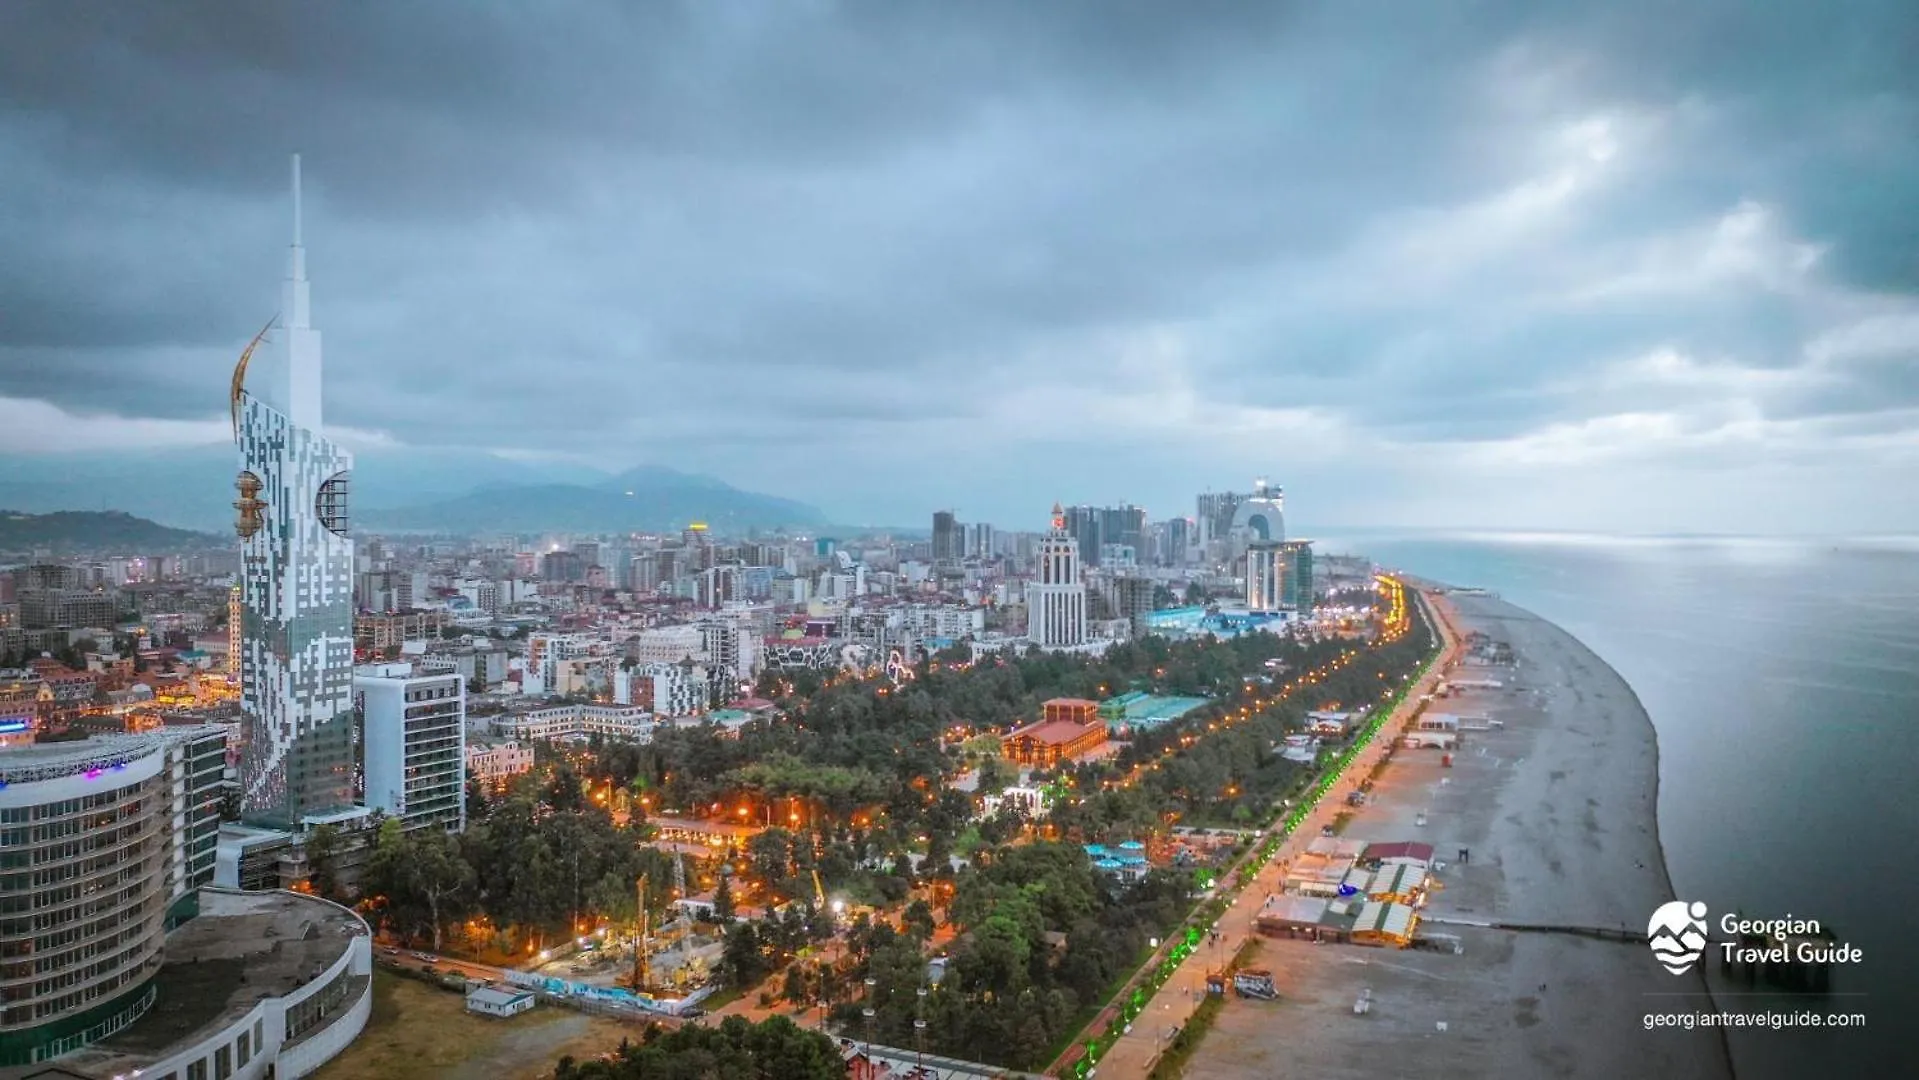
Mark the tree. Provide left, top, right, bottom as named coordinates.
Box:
left=552, top=1016, right=841, bottom=1080
left=903, top=898, right=935, bottom=942
left=543, top=762, right=587, bottom=814
left=362, top=820, right=476, bottom=950
left=781, top=963, right=813, bottom=1006
left=976, top=754, right=1013, bottom=796
left=720, top=921, right=769, bottom=989
left=304, top=823, right=342, bottom=899
left=712, top=875, right=737, bottom=924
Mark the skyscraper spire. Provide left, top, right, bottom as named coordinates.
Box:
left=292, top=151, right=302, bottom=248
left=282, top=152, right=322, bottom=428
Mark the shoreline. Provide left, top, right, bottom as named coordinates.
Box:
left=1183, top=585, right=1733, bottom=1079
left=1595, top=614, right=1738, bottom=1077
left=1424, top=579, right=1735, bottom=1074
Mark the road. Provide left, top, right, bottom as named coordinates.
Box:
left=379, top=946, right=509, bottom=985
left=1082, top=585, right=1463, bottom=1079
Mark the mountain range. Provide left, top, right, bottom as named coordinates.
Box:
left=0, top=510, right=220, bottom=553
left=0, top=448, right=829, bottom=536
left=358, top=466, right=828, bottom=534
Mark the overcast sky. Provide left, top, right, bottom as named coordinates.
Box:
left=2, top=1, right=1916, bottom=533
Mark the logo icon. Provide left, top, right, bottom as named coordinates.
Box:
left=1648, top=901, right=1709, bottom=975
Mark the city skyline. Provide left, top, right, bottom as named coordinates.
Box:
left=2, top=3, right=1917, bottom=535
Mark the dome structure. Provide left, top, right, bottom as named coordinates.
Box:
left=1231, top=488, right=1285, bottom=544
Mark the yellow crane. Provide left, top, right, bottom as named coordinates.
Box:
left=631, top=873, right=649, bottom=992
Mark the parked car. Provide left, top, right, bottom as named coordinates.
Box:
left=414, top=952, right=438, bottom=964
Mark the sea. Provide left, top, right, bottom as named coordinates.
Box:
left=1317, top=532, right=1918, bottom=1078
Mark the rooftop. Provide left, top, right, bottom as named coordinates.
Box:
left=0, top=727, right=224, bottom=785
left=1006, top=719, right=1101, bottom=746
left=54, top=889, right=365, bottom=1076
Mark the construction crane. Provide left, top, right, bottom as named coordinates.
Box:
left=631, top=873, right=649, bottom=992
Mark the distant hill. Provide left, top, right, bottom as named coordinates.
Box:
left=0, top=444, right=610, bottom=532
left=0, top=510, right=222, bottom=553
left=357, top=466, right=828, bottom=534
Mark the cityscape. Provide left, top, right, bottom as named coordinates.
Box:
left=4, top=5, right=1913, bottom=1080
left=3, top=158, right=1414, bottom=1080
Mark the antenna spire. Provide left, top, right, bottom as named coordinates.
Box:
left=291, top=153, right=303, bottom=247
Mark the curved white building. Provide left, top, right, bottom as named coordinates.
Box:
left=47, top=888, right=373, bottom=1080
left=0, top=728, right=225, bottom=1067
left=1229, top=479, right=1286, bottom=552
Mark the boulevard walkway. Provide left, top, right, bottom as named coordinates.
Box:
left=1080, top=588, right=1464, bottom=1079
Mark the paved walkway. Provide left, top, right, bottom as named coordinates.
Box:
left=1084, top=587, right=1464, bottom=1078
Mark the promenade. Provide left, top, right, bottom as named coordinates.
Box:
left=1182, top=594, right=1732, bottom=1080
left=1082, top=586, right=1464, bottom=1078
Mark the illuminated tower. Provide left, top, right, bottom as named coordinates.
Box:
left=232, top=154, right=357, bottom=828
left=1027, top=502, right=1087, bottom=648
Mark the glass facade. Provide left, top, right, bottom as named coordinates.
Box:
left=236, top=396, right=356, bottom=828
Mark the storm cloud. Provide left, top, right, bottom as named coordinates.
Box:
left=2, top=0, right=1915, bottom=532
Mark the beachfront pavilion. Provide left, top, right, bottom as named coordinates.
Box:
left=1255, top=894, right=1419, bottom=947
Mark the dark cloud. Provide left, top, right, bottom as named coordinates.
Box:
left=1, top=0, right=1916, bottom=531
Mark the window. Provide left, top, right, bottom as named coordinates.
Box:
left=215, top=1044, right=232, bottom=1079
left=188, top=1060, right=207, bottom=1080
left=254, top=1017, right=264, bottom=1051
left=238, top=1029, right=251, bottom=1064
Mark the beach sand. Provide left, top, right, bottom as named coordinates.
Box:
left=1185, top=593, right=1733, bottom=1080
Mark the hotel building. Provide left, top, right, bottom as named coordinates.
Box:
left=233, top=155, right=357, bottom=829
left=0, top=727, right=226, bottom=1065
left=1026, top=503, right=1088, bottom=649
left=353, top=662, right=466, bottom=833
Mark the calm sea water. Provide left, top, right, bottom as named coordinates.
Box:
left=1319, top=533, right=1919, bottom=1077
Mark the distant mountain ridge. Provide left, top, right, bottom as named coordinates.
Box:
left=0, top=510, right=221, bottom=553
left=357, top=465, right=828, bottom=534
left=0, top=448, right=831, bottom=536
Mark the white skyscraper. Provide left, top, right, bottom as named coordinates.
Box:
left=233, top=155, right=358, bottom=828
left=1027, top=503, right=1087, bottom=649
left=355, top=662, right=467, bottom=833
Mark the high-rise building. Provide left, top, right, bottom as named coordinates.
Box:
left=1196, top=490, right=1245, bottom=548
left=234, top=155, right=357, bottom=829
left=1161, top=517, right=1191, bottom=567
left=1112, top=575, right=1157, bottom=637
left=931, top=511, right=961, bottom=564
left=1027, top=503, right=1087, bottom=649
left=1101, top=504, right=1146, bottom=557
left=0, top=727, right=226, bottom=1064
left=354, top=662, right=466, bottom=833
left=1247, top=539, right=1315, bottom=613
left=1062, top=505, right=1102, bottom=567
left=1228, top=480, right=1287, bottom=565
left=964, top=522, right=997, bottom=560
left=539, top=550, right=586, bottom=583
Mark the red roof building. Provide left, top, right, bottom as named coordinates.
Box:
left=1361, top=841, right=1435, bottom=866
left=1041, top=697, right=1101, bottom=725
left=1001, top=717, right=1107, bottom=768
